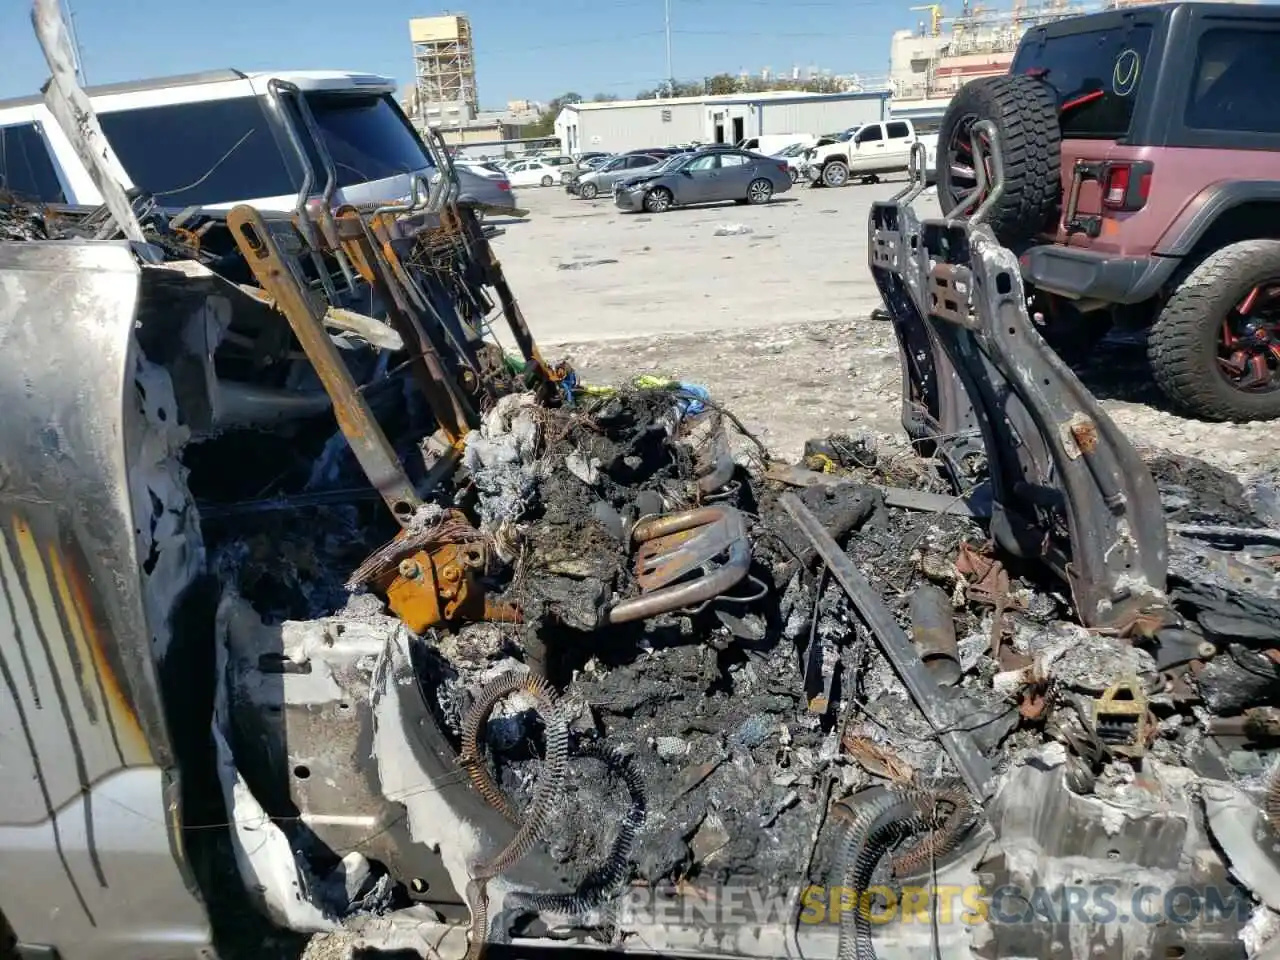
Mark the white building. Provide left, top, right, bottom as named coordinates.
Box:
left=554, top=89, right=891, bottom=156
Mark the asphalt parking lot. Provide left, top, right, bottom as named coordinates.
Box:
left=488, top=177, right=1280, bottom=476
left=494, top=177, right=931, bottom=344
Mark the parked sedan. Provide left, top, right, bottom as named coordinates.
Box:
left=613, top=149, right=791, bottom=213
left=568, top=153, right=664, bottom=199
left=773, top=142, right=810, bottom=184
left=505, top=159, right=561, bottom=187
left=577, top=154, right=613, bottom=171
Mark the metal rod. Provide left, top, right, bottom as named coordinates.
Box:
left=778, top=492, right=994, bottom=801
left=264, top=79, right=338, bottom=303
left=228, top=204, right=421, bottom=524
left=969, top=120, right=1005, bottom=225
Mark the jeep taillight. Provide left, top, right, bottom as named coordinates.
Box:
left=1101, top=161, right=1152, bottom=212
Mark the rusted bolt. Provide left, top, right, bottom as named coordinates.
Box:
left=1069, top=418, right=1099, bottom=455
left=399, top=559, right=422, bottom=579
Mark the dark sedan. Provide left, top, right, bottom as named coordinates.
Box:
left=613, top=149, right=791, bottom=213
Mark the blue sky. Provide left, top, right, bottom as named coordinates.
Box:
left=0, top=0, right=917, bottom=107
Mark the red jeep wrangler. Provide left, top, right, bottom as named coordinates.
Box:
left=936, top=1, right=1280, bottom=421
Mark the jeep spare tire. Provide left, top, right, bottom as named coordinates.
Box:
left=936, top=74, right=1061, bottom=249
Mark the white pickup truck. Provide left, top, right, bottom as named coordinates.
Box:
left=800, top=118, right=938, bottom=188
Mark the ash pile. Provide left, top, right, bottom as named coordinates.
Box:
left=320, top=374, right=1280, bottom=958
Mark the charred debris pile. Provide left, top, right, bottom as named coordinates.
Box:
left=209, top=363, right=1280, bottom=928
left=7, top=172, right=1280, bottom=957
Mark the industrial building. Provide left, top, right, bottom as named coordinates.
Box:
left=410, top=15, right=479, bottom=122
left=555, top=90, right=891, bottom=156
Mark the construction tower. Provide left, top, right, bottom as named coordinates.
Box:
left=410, top=15, right=479, bottom=120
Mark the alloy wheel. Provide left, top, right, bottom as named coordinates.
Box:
left=747, top=179, right=773, bottom=204
left=1217, top=281, right=1280, bottom=394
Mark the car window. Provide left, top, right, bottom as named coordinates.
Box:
left=1011, top=23, right=1153, bottom=138
left=0, top=122, right=65, bottom=203
left=602, top=156, right=625, bottom=170
left=98, top=96, right=297, bottom=205
left=719, top=153, right=748, bottom=167
left=856, top=125, right=883, bottom=143
left=1185, top=28, right=1280, bottom=134
left=98, top=91, right=432, bottom=207
left=288, top=91, right=431, bottom=185
left=687, top=154, right=718, bottom=171
left=886, top=121, right=911, bottom=139
left=627, top=156, right=653, bottom=168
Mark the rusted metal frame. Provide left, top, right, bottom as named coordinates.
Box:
left=383, top=234, right=497, bottom=400
left=362, top=199, right=492, bottom=387
left=869, top=195, right=986, bottom=490
left=423, top=126, right=554, bottom=381
left=779, top=492, right=994, bottom=802
left=443, top=199, right=552, bottom=380
left=605, top=506, right=752, bottom=624
left=227, top=204, right=420, bottom=524
left=917, top=216, right=1173, bottom=632
left=329, top=206, right=476, bottom=444
left=280, top=80, right=360, bottom=292
left=877, top=122, right=1174, bottom=634
left=262, top=79, right=345, bottom=302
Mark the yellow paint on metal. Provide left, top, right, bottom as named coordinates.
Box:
left=46, top=544, right=152, bottom=765
left=12, top=518, right=116, bottom=780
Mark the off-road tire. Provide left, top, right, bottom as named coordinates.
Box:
left=821, top=160, right=849, bottom=188
left=937, top=74, right=1061, bottom=249
left=1148, top=239, right=1280, bottom=421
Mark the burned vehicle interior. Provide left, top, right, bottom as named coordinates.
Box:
left=4, top=14, right=1280, bottom=959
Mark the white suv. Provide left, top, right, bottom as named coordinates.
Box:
left=0, top=68, right=513, bottom=213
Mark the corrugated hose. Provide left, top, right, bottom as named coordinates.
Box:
left=835, top=787, right=960, bottom=960
left=889, top=784, right=977, bottom=877
left=459, top=671, right=558, bottom=821
left=508, top=742, right=647, bottom=921
left=461, top=670, right=569, bottom=960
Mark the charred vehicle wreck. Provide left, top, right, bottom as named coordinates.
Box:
left=4, top=8, right=1280, bottom=960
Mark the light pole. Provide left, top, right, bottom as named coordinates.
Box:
left=664, top=0, right=673, bottom=95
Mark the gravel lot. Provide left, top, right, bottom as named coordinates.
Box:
left=491, top=180, right=1280, bottom=477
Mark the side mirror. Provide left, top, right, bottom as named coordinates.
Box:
left=682, top=169, right=693, bottom=176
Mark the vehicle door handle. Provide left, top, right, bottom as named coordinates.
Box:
left=875, top=143, right=886, bottom=148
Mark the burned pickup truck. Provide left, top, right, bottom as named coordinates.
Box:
left=4, top=6, right=1280, bottom=960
